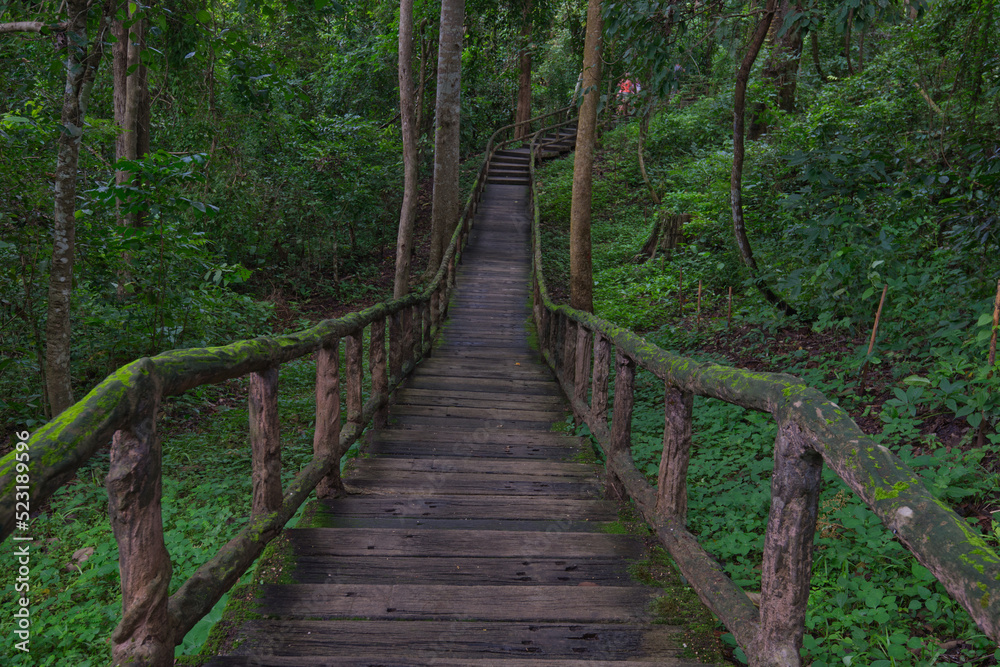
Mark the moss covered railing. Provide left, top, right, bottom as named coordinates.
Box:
left=0, top=107, right=574, bottom=666
left=527, top=133, right=1000, bottom=666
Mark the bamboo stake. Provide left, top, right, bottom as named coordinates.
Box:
left=859, top=285, right=888, bottom=392
left=727, top=286, right=733, bottom=329
left=696, top=280, right=702, bottom=332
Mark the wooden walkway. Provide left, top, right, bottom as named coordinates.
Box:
left=205, top=140, right=714, bottom=665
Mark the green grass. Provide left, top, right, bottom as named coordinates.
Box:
left=536, top=103, right=1000, bottom=666
left=0, top=345, right=377, bottom=664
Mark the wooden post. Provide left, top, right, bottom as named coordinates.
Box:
left=656, top=384, right=694, bottom=520
left=573, top=325, right=592, bottom=420
left=749, top=419, right=823, bottom=666
left=107, top=378, right=173, bottom=666
left=249, top=366, right=282, bottom=517
left=370, top=320, right=388, bottom=429
left=401, top=305, right=414, bottom=369
left=562, top=319, right=577, bottom=388
left=550, top=312, right=561, bottom=369
left=439, top=283, right=450, bottom=321
left=346, top=331, right=364, bottom=428
left=430, top=290, right=440, bottom=336
left=537, top=307, right=549, bottom=356
left=448, top=255, right=456, bottom=289
left=608, top=349, right=636, bottom=500
left=389, top=311, right=403, bottom=383
left=314, top=341, right=343, bottom=498
left=591, top=333, right=611, bottom=423
left=411, top=304, right=422, bottom=361
left=421, top=301, right=432, bottom=356
left=859, top=284, right=888, bottom=391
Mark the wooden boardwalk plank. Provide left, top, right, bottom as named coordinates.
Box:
left=285, top=528, right=644, bottom=558
left=218, top=620, right=689, bottom=660
left=288, top=555, right=632, bottom=585
left=256, top=584, right=657, bottom=621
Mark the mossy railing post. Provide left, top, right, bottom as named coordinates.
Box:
left=370, top=319, right=388, bottom=429
left=314, top=341, right=343, bottom=498
left=430, top=290, right=441, bottom=335
left=346, top=332, right=364, bottom=430
left=107, top=366, right=173, bottom=667
left=411, top=304, right=422, bottom=361
left=562, top=319, right=577, bottom=391
left=608, top=349, right=636, bottom=500
left=400, top=307, right=413, bottom=370
left=750, top=419, right=823, bottom=667
left=389, top=311, right=403, bottom=384
left=573, top=326, right=591, bottom=423
left=591, top=333, right=611, bottom=425
left=656, top=384, right=694, bottom=520
left=249, top=366, right=282, bottom=517
left=421, top=302, right=432, bottom=356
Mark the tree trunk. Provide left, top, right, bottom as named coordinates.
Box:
left=114, top=4, right=150, bottom=214
left=425, top=0, right=465, bottom=278
left=730, top=0, right=796, bottom=316
left=568, top=0, right=602, bottom=314
left=514, top=1, right=533, bottom=140
left=762, top=0, right=804, bottom=113
left=46, top=0, right=113, bottom=416
left=844, top=9, right=855, bottom=76
left=810, top=30, right=825, bottom=81
left=393, top=0, right=418, bottom=298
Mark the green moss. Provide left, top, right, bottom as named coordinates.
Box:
left=874, top=480, right=910, bottom=501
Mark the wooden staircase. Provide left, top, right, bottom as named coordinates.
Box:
left=486, top=127, right=577, bottom=186
left=201, top=130, right=717, bottom=666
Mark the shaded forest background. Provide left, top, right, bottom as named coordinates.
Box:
left=1, top=0, right=999, bottom=665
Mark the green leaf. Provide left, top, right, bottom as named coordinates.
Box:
left=195, top=9, right=211, bottom=22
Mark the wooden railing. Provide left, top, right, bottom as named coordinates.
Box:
left=0, top=106, right=574, bottom=666
left=526, top=133, right=1000, bottom=666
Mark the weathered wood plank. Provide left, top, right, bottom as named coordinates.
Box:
left=313, top=495, right=615, bottom=521
left=346, top=457, right=598, bottom=477
left=303, top=516, right=613, bottom=532
left=389, top=404, right=566, bottom=422
left=345, top=472, right=601, bottom=497
left=256, top=584, right=656, bottom=622
left=288, top=555, right=630, bottom=585
left=366, top=439, right=580, bottom=460
left=285, top=528, right=643, bottom=558
left=403, top=376, right=562, bottom=395
left=394, top=388, right=565, bottom=409
left=223, top=620, right=687, bottom=660
left=207, top=658, right=703, bottom=667
left=370, top=428, right=578, bottom=446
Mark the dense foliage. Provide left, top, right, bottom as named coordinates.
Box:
left=538, top=1, right=1000, bottom=664
left=2, top=0, right=998, bottom=663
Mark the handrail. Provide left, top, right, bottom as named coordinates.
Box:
left=0, top=107, right=569, bottom=666
left=527, top=131, right=1000, bottom=666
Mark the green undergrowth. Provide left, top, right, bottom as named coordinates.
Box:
left=536, top=82, right=1000, bottom=664
left=0, top=334, right=378, bottom=665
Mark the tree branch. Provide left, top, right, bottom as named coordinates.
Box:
left=0, top=21, right=68, bottom=34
